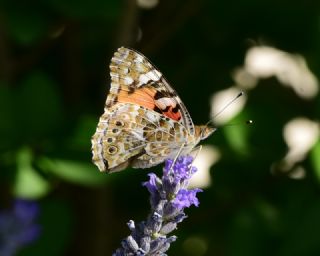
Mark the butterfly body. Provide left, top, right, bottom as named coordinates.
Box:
left=91, top=47, right=215, bottom=172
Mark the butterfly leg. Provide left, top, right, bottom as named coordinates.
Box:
left=185, top=145, right=204, bottom=173
left=190, top=145, right=203, bottom=167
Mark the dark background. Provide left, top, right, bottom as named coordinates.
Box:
left=1, top=0, right=320, bottom=255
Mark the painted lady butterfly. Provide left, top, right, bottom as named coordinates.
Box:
left=91, top=47, right=215, bottom=172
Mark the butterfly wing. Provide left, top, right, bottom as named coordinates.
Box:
left=106, top=47, right=195, bottom=135
left=92, top=103, right=150, bottom=172
left=92, top=47, right=196, bottom=172
left=91, top=103, right=190, bottom=172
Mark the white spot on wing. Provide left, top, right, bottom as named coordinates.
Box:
left=124, top=76, right=134, bottom=85
left=148, top=70, right=162, bottom=80
left=155, top=97, right=177, bottom=109
left=110, top=73, right=119, bottom=82
left=135, top=63, right=146, bottom=73
left=118, top=47, right=129, bottom=58
left=111, top=57, right=122, bottom=65
left=139, top=74, right=150, bottom=85
left=131, top=127, right=145, bottom=141
left=138, top=70, right=162, bottom=86
left=121, top=67, right=129, bottom=74
left=135, top=55, right=144, bottom=63
left=110, top=83, right=120, bottom=93
left=145, top=110, right=159, bottom=122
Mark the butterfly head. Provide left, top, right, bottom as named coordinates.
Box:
left=195, top=125, right=216, bottom=141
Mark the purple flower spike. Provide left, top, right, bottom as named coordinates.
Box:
left=143, top=173, right=158, bottom=195
left=173, top=188, right=202, bottom=209
left=114, top=155, right=203, bottom=256
left=0, top=199, right=41, bottom=256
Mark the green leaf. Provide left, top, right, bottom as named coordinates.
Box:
left=13, top=147, right=50, bottom=199
left=38, top=157, right=110, bottom=187
left=311, top=140, right=320, bottom=182
left=223, top=114, right=251, bottom=156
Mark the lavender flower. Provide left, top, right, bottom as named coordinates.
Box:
left=0, top=199, right=41, bottom=256
left=113, top=155, right=202, bottom=256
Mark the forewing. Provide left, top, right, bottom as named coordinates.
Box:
left=105, top=47, right=195, bottom=135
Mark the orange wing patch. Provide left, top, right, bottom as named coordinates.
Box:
left=163, top=106, right=181, bottom=121
left=118, top=86, right=157, bottom=110
left=117, top=86, right=182, bottom=122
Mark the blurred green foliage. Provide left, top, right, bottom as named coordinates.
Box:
left=0, top=0, right=319, bottom=255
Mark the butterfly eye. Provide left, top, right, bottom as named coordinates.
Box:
left=115, top=120, right=124, bottom=127
left=107, top=145, right=118, bottom=155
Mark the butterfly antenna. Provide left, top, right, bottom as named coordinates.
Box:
left=205, top=91, right=244, bottom=128
left=212, top=91, right=244, bottom=120
left=223, top=119, right=254, bottom=127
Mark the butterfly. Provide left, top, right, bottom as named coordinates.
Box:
left=91, top=47, right=216, bottom=173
